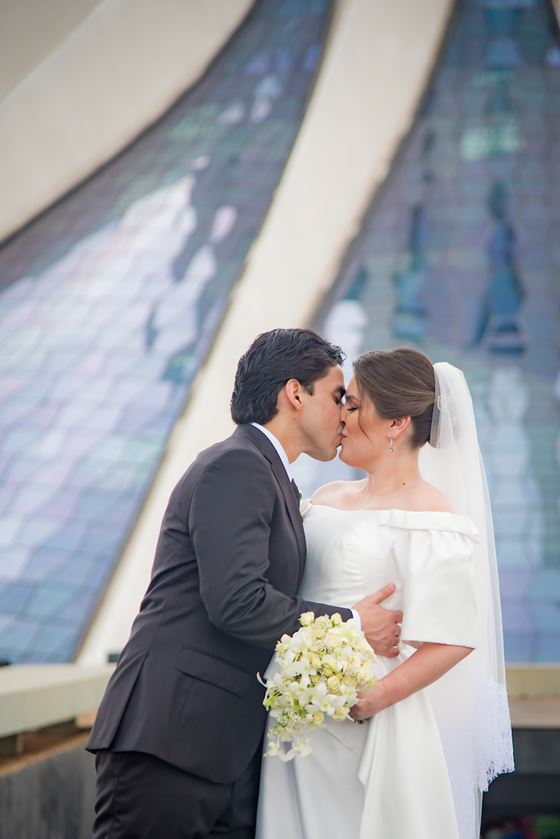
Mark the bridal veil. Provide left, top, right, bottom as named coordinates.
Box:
left=419, top=362, right=514, bottom=831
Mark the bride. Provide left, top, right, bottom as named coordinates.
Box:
left=256, top=348, right=514, bottom=839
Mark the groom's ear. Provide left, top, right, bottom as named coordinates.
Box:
left=284, top=378, right=304, bottom=411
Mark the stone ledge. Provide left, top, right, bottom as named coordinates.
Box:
left=506, top=665, right=560, bottom=699
left=509, top=698, right=560, bottom=730
left=0, top=664, right=113, bottom=741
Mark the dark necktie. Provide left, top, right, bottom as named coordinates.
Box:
left=290, top=478, right=301, bottom=502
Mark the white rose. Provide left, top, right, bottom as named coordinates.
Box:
left=300, top=611, right=315, bottom=627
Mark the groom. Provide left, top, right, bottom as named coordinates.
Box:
left=88, top=328, right=402, bottom=838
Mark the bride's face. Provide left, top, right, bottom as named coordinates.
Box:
left=339, top=376, right=391, bottom=469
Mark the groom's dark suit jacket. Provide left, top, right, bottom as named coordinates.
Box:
left=87, top=424, right=351, bottom=783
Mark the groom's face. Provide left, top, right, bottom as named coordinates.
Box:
left=298, top=365, right=345, bottom=461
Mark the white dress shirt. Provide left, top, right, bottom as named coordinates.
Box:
left=250, top=423, right=292, bottom=480
left=249, top=423, right=361, bottom=630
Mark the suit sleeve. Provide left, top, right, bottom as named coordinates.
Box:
left=188, top=449, right=351, bottom=649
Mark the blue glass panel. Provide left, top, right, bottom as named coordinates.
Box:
left=26, top=583, right=76, bottom=619
left=0, top=617, right=41, bottom=660
left=49, top=558, right=107, bottom=589
left=79, top=525, right=124, bottom=556
left=41, top=522, right=90, bottom=553
left=537, top=633, right=560, bottom=662
left=24, top=546, right=68, bottom=582
left=25, top=623, right=78, bottom=658
left=34, top=489, right=81, bottom=521
left=0, top=514, right=23, bottom=546
left=0, top=581, right=34, bottom=614
left=59, top=590, right=99, bottom=625
left=16, top=519, right=62, bottom=550
left=100, top=497, right=139, bottom=528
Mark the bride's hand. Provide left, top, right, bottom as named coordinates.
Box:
left=349, top=683, right=390, bottom=721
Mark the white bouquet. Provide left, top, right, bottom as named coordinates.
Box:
left=261, top=611, right=376, bottom=761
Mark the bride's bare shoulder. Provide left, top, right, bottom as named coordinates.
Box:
left=311, top=479, right=366, bottom=506
left=409, top=481, right=453, bottom=513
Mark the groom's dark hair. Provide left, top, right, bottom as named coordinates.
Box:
left=231, top=328, right=345, bottom=425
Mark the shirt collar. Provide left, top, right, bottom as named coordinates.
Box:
left=250, top=423, right=292, bottom=480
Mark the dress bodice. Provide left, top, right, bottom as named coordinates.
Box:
left=300, top=501, right=479, bottom=649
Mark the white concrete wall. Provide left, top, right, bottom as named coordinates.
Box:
left=0, top=0, right=253, bottom=242
left=0, top=0, right=101, bottom=100
left=78, top=0, right=454, bottom=666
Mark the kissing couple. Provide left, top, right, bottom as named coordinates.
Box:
left=88, top=328, right=513, bottom=839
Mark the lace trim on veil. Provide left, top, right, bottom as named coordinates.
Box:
left=476, top=681, right=515, bottom=791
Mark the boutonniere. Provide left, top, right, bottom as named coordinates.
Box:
left=299, top=498, right=311, bottom=516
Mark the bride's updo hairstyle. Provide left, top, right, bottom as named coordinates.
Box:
left=353, top=348, right=435, bottom=449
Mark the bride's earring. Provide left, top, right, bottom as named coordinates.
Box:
left=389, top=435, right=394, bottom=454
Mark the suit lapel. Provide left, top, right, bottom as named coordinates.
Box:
left=233, top=425, right=306, bottom=574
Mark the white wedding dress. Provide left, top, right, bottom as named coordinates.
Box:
left=256, top=501, right=483, bottom=839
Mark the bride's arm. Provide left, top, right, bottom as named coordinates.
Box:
left=349, top=642, right=473, bottom=721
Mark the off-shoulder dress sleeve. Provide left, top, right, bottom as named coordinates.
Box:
left=378, top=509, right=479, bottom=648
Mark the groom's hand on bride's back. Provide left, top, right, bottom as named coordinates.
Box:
left=353, top=583, right=402, bottom=657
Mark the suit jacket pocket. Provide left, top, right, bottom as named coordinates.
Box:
left=174, top=647, right=251, bottom=698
